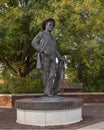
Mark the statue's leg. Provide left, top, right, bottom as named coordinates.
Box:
left=53, top=73, right=60, bottom=95
left=53, top=62, right=61, bottom=95
left=42, top=55, right=50, bottom=95
left=53, top=61, right=64, bottom=95
left=44, top=60, right=56, bottom=96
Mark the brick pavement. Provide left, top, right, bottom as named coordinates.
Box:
left=0, top=103, right=104, bottom=130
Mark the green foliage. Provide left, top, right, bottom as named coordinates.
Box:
left=52, top=0, right=104, bottom=90
left=0, top=0, right=104, bottom=92
left=0, top=68, right=43, bottom=94
left=83, top=80, right=104, bottom=92
left=0, top=0, right=44, bottom=77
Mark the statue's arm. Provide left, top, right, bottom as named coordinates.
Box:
left=55, top=50, right=64, bottom=61
left=31, top=32, right=43, bottom=52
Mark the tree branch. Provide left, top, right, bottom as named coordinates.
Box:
left=21, top=42, right=27, bottom=60
left=26, top=64, right=36, bottom=75
left=21, top=64, right=36, bottom=77
left=1, top=57, right=18, bottom=76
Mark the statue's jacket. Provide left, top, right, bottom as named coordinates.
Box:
left=31, top=31, right=62, bottom=69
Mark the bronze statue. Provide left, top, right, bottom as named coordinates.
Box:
left=31, top=18, right=64, bottom=97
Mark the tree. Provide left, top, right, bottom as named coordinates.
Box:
left=0, top=0, right=50, bottom=77
left=50, top=0, right=104, bottom=88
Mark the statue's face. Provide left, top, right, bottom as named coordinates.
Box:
left=45, top=21, right=54, bottom=32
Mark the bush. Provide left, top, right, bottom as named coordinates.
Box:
left=83, top=78, right=104, bottom=92
left=0, top=70, right=43, bottom=94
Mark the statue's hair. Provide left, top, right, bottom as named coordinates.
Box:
left=42, top=18, right=55, bottom=30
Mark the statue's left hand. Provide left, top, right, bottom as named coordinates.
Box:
left=59, top=57, right=65, bottom=62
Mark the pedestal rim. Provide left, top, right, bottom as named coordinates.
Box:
left=15, top=96, right=83, bottom=110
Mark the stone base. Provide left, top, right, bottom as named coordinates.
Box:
left=15, top=96, right=83, bottom=126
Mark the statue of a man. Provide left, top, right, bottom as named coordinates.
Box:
left=31, top=18, right=64, bottom=97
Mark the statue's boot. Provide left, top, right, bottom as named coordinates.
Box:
left=53, top=76, right=60, bottom=96
left=44, top=86, right=53, bottom=97
left=44, top=92, right=53, bottom=97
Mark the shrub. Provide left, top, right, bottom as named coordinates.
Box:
left=0, top=70, right=43, bottom=94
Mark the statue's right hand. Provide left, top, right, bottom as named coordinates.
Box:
left=59, top=57, right=65, bottom=62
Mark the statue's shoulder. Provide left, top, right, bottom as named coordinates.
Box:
left=37, top=31, right=46, bottom=37
left=37, top=31, right=43, bottom=36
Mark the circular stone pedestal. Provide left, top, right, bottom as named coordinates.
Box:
left=15, top=96, right=83, bottom=126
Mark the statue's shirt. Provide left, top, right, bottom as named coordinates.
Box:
left=32, top=31, right=56, bottom=57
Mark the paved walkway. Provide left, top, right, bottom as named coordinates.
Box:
left=0, top=103, right=104, bottom=129
left=78, top=122, right=104, bottom=130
